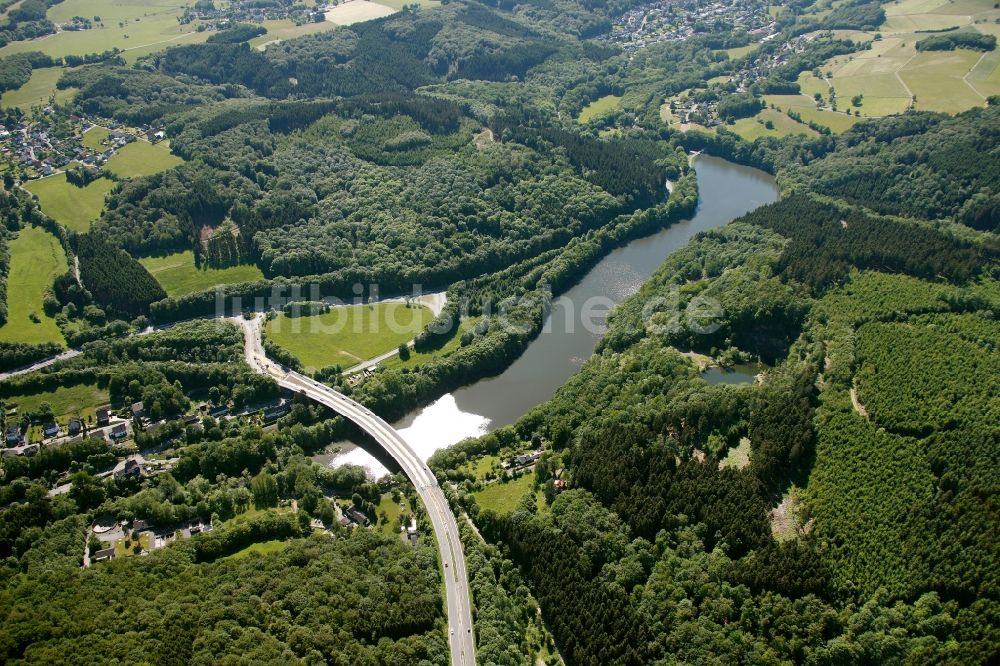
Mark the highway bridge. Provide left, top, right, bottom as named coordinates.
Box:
left=237, top=315, right=476, bottom=666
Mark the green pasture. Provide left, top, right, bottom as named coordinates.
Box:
left=472, top=474, right=536, bottom=515
left=804, top=0, right=999, bottom=116
left=728, top=108, right=818, bottom=141
left=7, top=383, right=108, bottom=421
left=901, top=49, right=991, bottom=112
left=764, top=94, right=862, bottom=132
left=578, top=95, right=622, bottom=123
left=81, top=126, right=111, bottom=151
left=381, top=316, right=482, bottom=372
left=0, top=225, right=66, bottom=345
left=265, top=303, right=434, bottom=373
left=0, top=0, right=204, bottom=61
left=104, top=140, right=184, bottom=178
left=139, top=250, right=264, bottom=298
left=222, top=539, right=290, bottom=560
left=248, top=19, right=336, bottom=50
left=24, top=174, right=114, bottom=233
left=0, top=66, right=76, bottom=111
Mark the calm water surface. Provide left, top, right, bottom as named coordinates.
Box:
left=330, top=155, right=779, bottom=476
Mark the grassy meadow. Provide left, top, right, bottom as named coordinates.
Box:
left=0, top=225, right=66, bottom=345
left=81, top=126, right=111, bottom=151
left=764, top=94, right=862, bottom=133
left=0, top=66, right=77, bottom=111
left=728, top=108, right=819, bottom=141
left=803, top=0, right=1000, bottom=117
left=24, top=174, right=114, bottom=233
left=222, top=539, right=290, bottom=560
left=105, top=141, right=184, bottom=178
left=249, top=19, right=336, bottom=50
left=578, top=94, right=622, bottom=123
left=381, top=316, right=482, bottom=372
left=139, top=250, right=264, bottom=298
left=0, top=0, right=207, bottom=62
left=472, top=474, right=536, bottom=515
left=265, top=303, right=434, bottom=373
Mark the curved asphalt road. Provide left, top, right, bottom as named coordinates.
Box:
left=237, top=315, right=476, bottom=666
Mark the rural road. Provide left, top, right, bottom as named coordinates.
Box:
left=0, top=349, right=81, bottom=381
left=237, top=314, right=476, bottom=666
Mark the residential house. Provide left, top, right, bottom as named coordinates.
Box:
left=262, top=402, right=290, bottom=422
left=110, top=423, right=129, bottom=441
left=208, top=405, right=229, bottom=418
left=43, top=422, right=60, bottom=439
left=92, top=547, right=115, bottom=562
left=68, top=417, right=83, bottom=436
left=115, top=457, right=142, bottom=479
left=513, top=450, right=543, bottom=467
left=96, top=407, right=110, bottom=426
left=5, top=424, right=22, bottom=446
left=131, top=401, right=144, bottom=419
left=345, top=507, right=371, bottom=527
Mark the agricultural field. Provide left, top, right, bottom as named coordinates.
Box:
left=471, top=474, right=536, bottom=515
left=24, top=174, right=115, bottom=232
left=805, top=0, right=1000, bottom=116
left=578, top=94, right=622, bottom=123
left=139, top=250, right=264, bottom=298
left=324, top=1, right=398, bottom=25
left=0, top=0, right=207, bottom=62
left=0, top=66, right=77, bottom=112
left=0, top=225, right=66, bottom=345
left=104, top=140, right=184, bottom=178
left=222, top=539, right=290, bottom=560
left=764, top=94, right=862, bottom=132
left=900, top=49, right=991, bottom=112
left=372, top=0, right=440, bottom=9
left=381, top=316, right=482, bottom=371
left=6, top=382, right=108, bottom=422
left=265, top=302, right=434, bottom=373
left=81, top=126, right=111, bottom=151
left=727, top=107, right=818, bottom=141
left=723, top=43, right=759, bottom=59
left=249, top=19, right=336, bottom=51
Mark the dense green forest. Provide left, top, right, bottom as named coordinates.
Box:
left=0, top=528, right=447, bottom=664
left=436, top=191, right=999, bottom=663
left=0, top=0, right=997, bottom=662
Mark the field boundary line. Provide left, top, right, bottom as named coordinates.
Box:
left=961, top=50, right=988, bottom=100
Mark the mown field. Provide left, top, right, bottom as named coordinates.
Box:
left=0, top=225, right=66, bottom=345
left=24, top=174, right=114, bottom=233
left=324, top=1, right=398, bottom=25
left=265, top=303, right=434, bottom=372
left=0, top=0, right=207, bottom=62
left=764, top=94, right=862, bottom=133
left=804, top=0, right=1000, bottom=116
left=0, top=66, right=77, bottom=111
left=578, top=94, right=622, bottom=123
left=728, top=107, right=819, bottom=140
left=248, top=19, right=336, bottom=51
left=372, top=0, right=440, bottom=9
left=81, top=126, right=111, bottom=151
left=381, top=316, right=482, bottom=372
left=222, top=539, right=290, bottom=560
left=10, top=382, right=109, bottom=422
left=471, top=474, right=536, bottom=515
left=139, top=250, right=264, bottom=298
left=104, top=141, right=184, bottom=178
